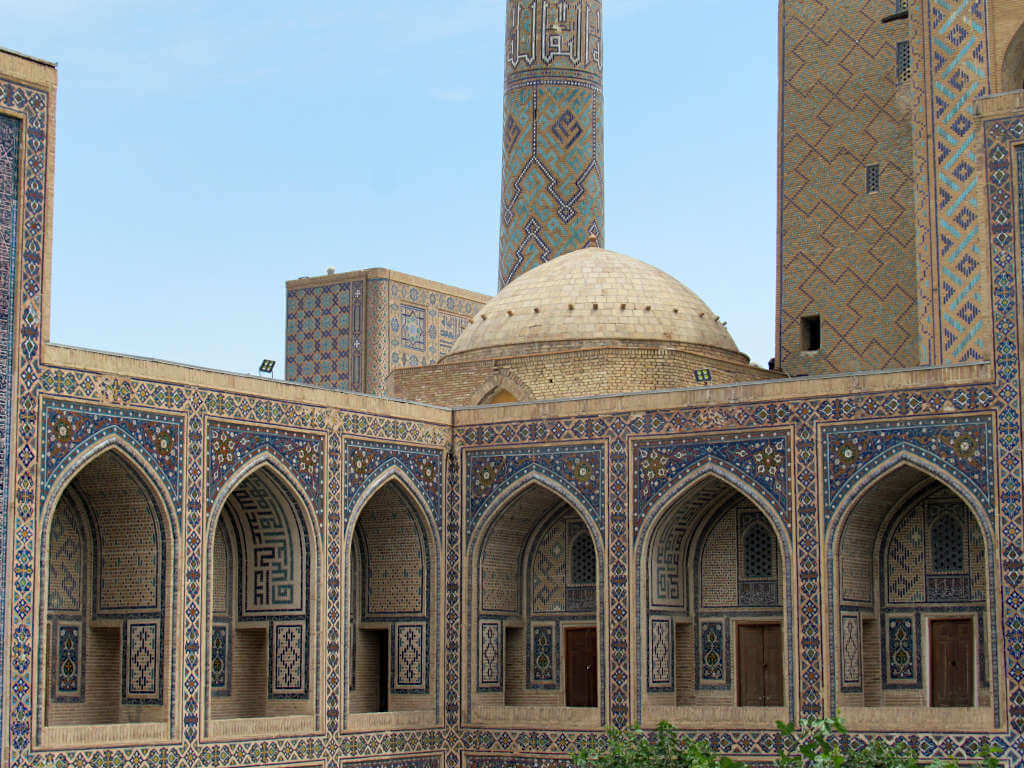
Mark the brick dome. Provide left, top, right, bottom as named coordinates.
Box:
left=445, top=246, right=743, bottom=361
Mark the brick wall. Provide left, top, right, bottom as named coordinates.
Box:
left=389, top=345, right=779, bottom=406
left=778, top=0, right=918, bottom=374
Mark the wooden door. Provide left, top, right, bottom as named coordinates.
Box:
left=565, top=627, right=598, bottom=707
left=738, top=624, right=783, bottom=707
left=931, top=619, right=973, bottom=707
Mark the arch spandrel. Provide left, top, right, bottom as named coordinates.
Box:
left=40, top=400, right=185, bottom=517
left=343, top=439, right=444, bottom=535
left=820, top=416, right=995, bottom=530
left=632, top=433, right=791, bottom=536
left=465, top=444, right=605, bottom=540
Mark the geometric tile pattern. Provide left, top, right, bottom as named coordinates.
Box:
left=500, top=0, right=604, bottom=287
left=6, top=9, right=1024, bottom=759
left=840, top=613, right=861, bottom=692
left=400, top=304, right=426, bottom=352
left=0, top=114, right=16, bottom=743
left=778, top=0, right=919, bottom=375
left=479, top=620, right=502, bottom=689
left=647, top=617, right=673, bottom=690
left=40, top=398, right=184, bottom=503
left=207, top=420, right=324, bottom=515
left=821, top=415, right=994, bottom=527
left=393, top=622, right=427, bottom=692
left=343, top=438, right=444, bottom=532
left=633, top=432, right=790, bottom=534
left=361, top=277, right=485, bottom=394
left=270, top=621, right=307, bottom=698
left=465, top=443, right=604, bottom=536
left=922, top=0, right=987, bottom=364
left=286, top=278, right=364, bottom=391
left=123, top=619, right=161, bottom=703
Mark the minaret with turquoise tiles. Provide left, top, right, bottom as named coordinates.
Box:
left=499, top=0, right=604, bottom=289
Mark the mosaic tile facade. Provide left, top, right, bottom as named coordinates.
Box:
left=478, top=620, right=501, bottom=690
left=499, top=0, right=604, bottom=287
left=647, top=617, right=672, bottom=690
left=286, top=278, right=364, bottom=391
left=4, top=0, right=1024, bottom=762
left=124, top=619, right=161, bottom=703
left=287, top=273, right=485, bottom=396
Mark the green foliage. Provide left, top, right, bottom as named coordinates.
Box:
left=572, top=721, right=742, bottom=768
left=571, top=716, right=1003, bottom=768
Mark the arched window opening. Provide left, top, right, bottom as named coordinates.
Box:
left=1001, top=21, right=1024, bottom=93
left=641, top=475, right=786, bottom=723
left=348, top=481, right=435, bottom=721
left=835, top=470, right=991, bottom=719
left=43, top=451, right=172, bottom=731
left=208, top=467, right=316, bottom=725
left=472, top=483, right=600, bottom=724
left=480, top=387, right=518, bottom=405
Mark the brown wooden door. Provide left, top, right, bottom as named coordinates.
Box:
left=565, top=627, right=598, bottom=707
left=738, top=624, right=783, bottom=707
left=931, top=619, right=973, bottom=707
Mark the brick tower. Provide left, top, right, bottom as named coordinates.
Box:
left=776, top=0, right=919, bottom=376
left=499, top=0, right=604, bottom=289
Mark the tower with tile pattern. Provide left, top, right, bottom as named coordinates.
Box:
left=0, top=0, right=1022, bottom=766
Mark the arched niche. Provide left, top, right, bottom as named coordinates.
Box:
left=345, top=475, right=439, bottom=729
left=637, top=472, right=793, bottom=728
left=206, top=462, right=320, bottom=738
left=998, top=16, right=1024, bottom=93
left=39, top=446, right=177, bottom=746
left=830, top=462, right=997, bottom=730
left=469, top=480, right=602, bottom=728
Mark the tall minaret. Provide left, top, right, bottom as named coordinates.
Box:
left=499, top=0, right=604, bottom=289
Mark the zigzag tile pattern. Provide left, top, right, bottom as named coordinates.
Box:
left=499, top=0, right=604, bottom=288
left=779, top=0, right=919, bottom=374
left=924, top=0, right=989, bottom=363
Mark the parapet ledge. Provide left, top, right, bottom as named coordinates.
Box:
left=41, top=343, right=453, bottom=426
left=0, top=47, right=57, bottom=87
left=452, top=362, right=993, bottom=425
left=286, top=267, right=491, bottom=305
left=976, top=89, right=1024, bottom=118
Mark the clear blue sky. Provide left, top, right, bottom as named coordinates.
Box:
left=5, top=0, right=780, bottom=376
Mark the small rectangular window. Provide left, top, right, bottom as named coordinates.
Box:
left=896, top=40, right=910, bottom=82
left=801, top=315, right=821, bottom=352
left=866, top=164, right=880, bottom=194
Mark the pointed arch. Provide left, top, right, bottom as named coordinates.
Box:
left=208, top=450, right=320, bottom=539
left=633, top=460, right=796, bottom=722
left=826, top=449, right=995, bottom=551
left=37, top=434, right=179, bottom=740
left=344, top=463, right=440, bottom=723
left=470, top=373, right=531, bottom=406
left=636, top=460, right=792, bottom=567
left=41, top=433, right=178, bottom=543
left=825, top=451, right=1000, bottom=723
left=204, top=451, right=322, bottom=732
left=469, top=469, right=605, bottom=556
left=344, top=464, right=440, bottom=553
left=467, top=470, right=606, bottom=725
